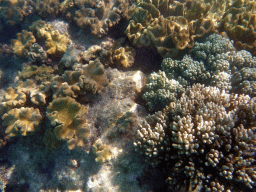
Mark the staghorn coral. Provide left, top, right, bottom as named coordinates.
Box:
left=46, top=96, right=90, bottom=150
left=11, top=30, right=36, bottom=58
left=2, top=107, right=42, bottom=137
left=135, top=83, right=256, bottom=191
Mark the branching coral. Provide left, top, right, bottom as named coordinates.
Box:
left=46, top=96, right=90, bottom=150
left=2, top=107, right=42, bottom=137
left=135, top=84, right=256, bottom=191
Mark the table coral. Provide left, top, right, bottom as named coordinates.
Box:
left=2, top=107, right=42, bottom=137
left=11, top=30, right=36, bottom=58
left=46, top=96, right=90, bottom=150
left=135, top=83, right=256, bottom=191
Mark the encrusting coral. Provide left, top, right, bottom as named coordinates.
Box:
left=2, top=107, right=42, bottom=137
left=46, top=96, right=90, bottom=150
left=135, top=83, right=256, bottom=191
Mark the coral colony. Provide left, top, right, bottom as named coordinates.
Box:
left=0, top=0, right=255, bottom=191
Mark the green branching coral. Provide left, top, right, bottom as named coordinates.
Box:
left=143, top=71, right=184, bottom=111
left=46, top=96, right=90, bottom=150
left=135, top=84, right=256, bottom=191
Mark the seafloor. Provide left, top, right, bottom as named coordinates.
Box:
left=0, top=0, right=255, bottom=192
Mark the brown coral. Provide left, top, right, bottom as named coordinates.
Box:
left=46, top=96, right=90, bottom=150
left=30, top=20, right=71, bottom=57
left=125, top=0, right=217, bottom=57
left=2, top=107, right=42, bottom=137
left=11, top=30, right=36, bottom=58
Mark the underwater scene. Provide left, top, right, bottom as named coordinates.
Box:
left=0, top=0, right=255, bottom=191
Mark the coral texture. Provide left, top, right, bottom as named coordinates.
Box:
left=46, top=96, right=90, bottom=149
left=2, top=107, right=42, bottom=136
left=136, top=84, right=256, bottom=191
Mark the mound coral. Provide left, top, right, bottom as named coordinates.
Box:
left=2, top=107, right=42, bottom=137
left=135, top=84, right=256, bottom=191
left=46, top=96, right=90, bottom=149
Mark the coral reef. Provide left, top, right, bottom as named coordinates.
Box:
left=135, top=84, right=256, bottom=191
left=46, top=96, right=90, bottom=149
left=0, top=0, right=33, bottom=26
left=73, top=0, right=135, bottom=37
left=2, top=107, right=42, bottom=137
left=219, top=0, right=256, bottom=55
left=125, top=0, right=217, bottom=57
left=11, top=30, right=36, bottom=58
left=30, top=20, right=71, bottom=57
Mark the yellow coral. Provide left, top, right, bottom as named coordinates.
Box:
left=46, top=97, right=90, bottom=149
left=91, top=139, right=114, bottom=163
left=113, top=46, right=136, bottom=68
left=0, top=87, right=26, bottom=115
left=2, top=107, right=42, bottom=136
left=11, top=30, right=36, bottom=58
left=30, top=20, right=71, bottom=57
